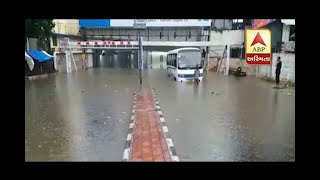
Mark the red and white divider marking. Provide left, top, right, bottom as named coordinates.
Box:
left=69, top=41, right=139, bottom=46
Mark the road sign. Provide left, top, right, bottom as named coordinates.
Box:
left=60, top=37, right=70, bottom=52
left=133, top=20, right=147, bottom=29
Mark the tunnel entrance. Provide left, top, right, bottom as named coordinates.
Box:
left=93, top=49, right=139, bottom=69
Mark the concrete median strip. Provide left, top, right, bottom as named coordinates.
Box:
left=122, top=88, right=179, bottom=162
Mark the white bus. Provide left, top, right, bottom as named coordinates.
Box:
left=167, top=48, right=204, bottom=82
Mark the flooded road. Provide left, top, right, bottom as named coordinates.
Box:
left=25, top=68, right=143, bottom=161
left=147, top=70, right=295, bottom=161
left=25, top=68, right=295, bottom=161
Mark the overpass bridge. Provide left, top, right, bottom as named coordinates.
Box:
left=67, top=40, right=213, bottom=49
left=60, top=40, right=242, bottom=75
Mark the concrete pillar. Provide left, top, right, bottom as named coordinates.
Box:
left=66, top=51, right=72, bottom=73
left=53, top=51, right=57, bottom=71
left=26, top=38, right=30, bottom=50
left=225, top=44, right=230, bottom=75
left=206, top=46, right=210, bottom=72
left=282, top=24, right=290, bottom=42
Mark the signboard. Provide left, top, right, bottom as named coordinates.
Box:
left=245, top=29, right=271, bottom=65
left=110, top=19, right=212, bottom=27
left=133, top=20, right=147, bottom=29
left=252, top=19, right=276, bottom=29
left=60, top=37, right=70, bottom=52
left=79, top=19, right=211, bottom=28
left=281, top=19, right=295, bottom=25
left=79, top=19, right=110, bottom=28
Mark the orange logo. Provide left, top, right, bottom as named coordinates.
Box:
left=245, top=29, right=271, bottom=65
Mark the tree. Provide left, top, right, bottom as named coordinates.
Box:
left=25, top=19, right=55, bottom=52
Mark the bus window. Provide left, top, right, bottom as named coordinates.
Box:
left=177, top=50, right=201, bottom=69
left=173, top=54, right=177, bottom=67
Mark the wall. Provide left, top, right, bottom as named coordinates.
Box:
left=27, top=38, right=38, bottom=50
left=256, top=53, right=295, bottom=83
left=209, top=30, right=244, bottom=57
left=282, top=24, right=290, bottom=42
left=208, top=57, right=256, bottom=76
left=53, top=19, right=80, bottom=35
left=267, top=21, right=283, bottom=51
left=51, top=35, right=81, bottom=49
left=55, top=51, right=93, bottom=72
left=212, top=19, right=233, bottom=30
left=207, top=52, right=295, bottom=83
left=87, top=53, right=93, bottom=68
left=210, top=30, right=244, bottom=46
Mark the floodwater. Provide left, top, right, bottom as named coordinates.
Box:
left=25, top=68, right=295, bottom=161
left=25, top=68, right=143, bottom=161
left=147, top=70, right=295, bottom=161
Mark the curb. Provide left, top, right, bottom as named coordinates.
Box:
left=25, top=72, right=57, bottom=80
left=151, top=89, right=179, bottom=162
left=25, top=74, right=48, bottom=80
left=122, top=93, right=137, bottom=161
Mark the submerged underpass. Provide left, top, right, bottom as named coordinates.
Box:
left=93, top=50, right=139, bottom=69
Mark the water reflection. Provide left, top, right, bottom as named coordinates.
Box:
left=25, top=68, right=294, bottom=161
left=98, top=50, right=138, bottom=69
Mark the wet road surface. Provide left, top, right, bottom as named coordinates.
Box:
left=25, top=68, right=294, bottom=161
left=147, top=70, right=295, bottom=161
left=25, top=68, right=144, bottom=161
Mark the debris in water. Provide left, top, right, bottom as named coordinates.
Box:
left=122, top=112, right=126, bottom=114
left=81, top=90, right=85, bottom=93
left=42, top=127, right=46, bottom=130
left=211, top=91, right=220, bottom=95
left=38, top=145, right=42, bottom=148
left=104, top=122, right=106, bottom=124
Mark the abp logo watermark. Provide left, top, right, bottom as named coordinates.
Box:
left=245, top=29, right=271, bottom=65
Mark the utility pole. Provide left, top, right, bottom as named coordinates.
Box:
left=206, top=24, right=212, bottom=72
left=134, top=20, right=146, bottom=86
left=138, top=30, right=142, bottom=85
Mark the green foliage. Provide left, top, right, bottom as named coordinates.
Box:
left=25, top=19, right=55, bottom=40
left=25, top=19, right=55, bottom=51
left=213, top=29, right=224, bottom=33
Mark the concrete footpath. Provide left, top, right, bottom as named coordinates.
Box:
left=123, top=88, right=179, bottom=162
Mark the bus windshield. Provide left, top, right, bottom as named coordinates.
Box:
left=178, top=50, right=201, bottom=69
